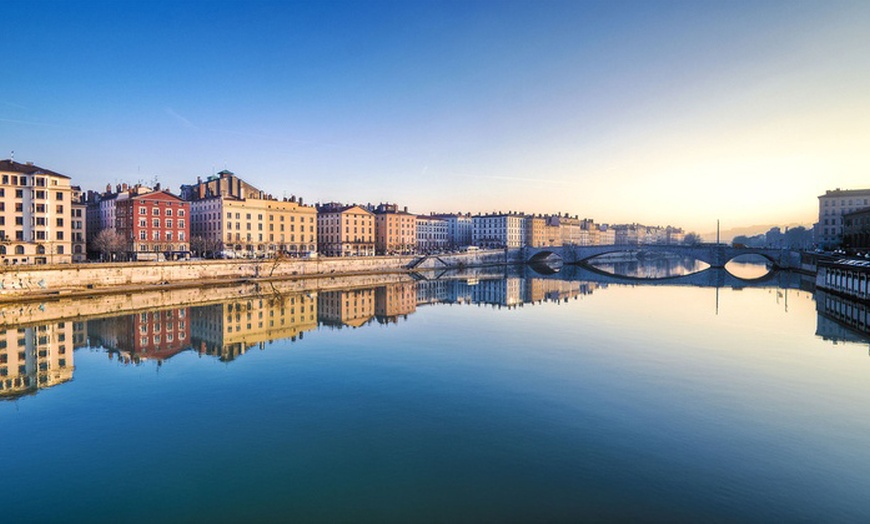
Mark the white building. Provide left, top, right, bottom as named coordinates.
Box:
left=416, top=216, right=449, bottom=252
left=472, top=213, right=527, bottom=248
left=818, top=188, right=870, bottom=248
left=430, top=213, right=473, bottom=248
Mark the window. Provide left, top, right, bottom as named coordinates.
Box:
left=179, top=209, right=185, bottom=217
left=56, top=231, right=64, bottom=240
left=153, top=207, right=159, bottom=215
left=178, top=219, right=184, bottom=228
left=139, top=207, right=146, bottom=215
left=153, top=218, right=159, bottom=227
left=15, top=189, right=23, bottom=198
left=165, top=219, right=173, bottom=228
left=56, top=205, right=63, bottom=213
left=56, top=218, right=64, bottom=227
left=166, top=208, right=173, bottom=216
left=56, top=192, right=63, bottom=200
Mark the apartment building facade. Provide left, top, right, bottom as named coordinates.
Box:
left=473, top=213, right=527, bottom=248
left=316, top=203, right=375, bottom=257
left=429, top=213, right=473, bottom=248
left=416, top=215, right=448, bottom=252
left=373, top=204, right=417, bottom=255
left=185, top=171, right=317, bottom=257
left=818, top=188, right=870, bottom=248
left=0, top=159, right=74, bottom=265
left=115, top=189, right=190, bottom=260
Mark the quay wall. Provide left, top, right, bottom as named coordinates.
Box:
left=0, top=249, right=517, bottom=300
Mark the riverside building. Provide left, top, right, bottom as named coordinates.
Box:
left=183, top=170, right=317, bottom=258
left=316, top=203, right=375, bottom=257
left=115, top=187, right=190, bottom=260
left=0, top=159, right=74, bottom=265
left=818, top=188, right=870, bottom=248
left=473, top=212, right=527, bottom=248
left=373, top=203, right=417, bottom=255
left=416, top=215, right=448, bottom=252
left=428, top=213, right=473, bottom=249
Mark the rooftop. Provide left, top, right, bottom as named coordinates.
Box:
left=0, top=159, right=70, bottom=179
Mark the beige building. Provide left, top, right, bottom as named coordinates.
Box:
left=0, top=159, right=74, bottom=264
left=526, top=215, right=562, bottom=247
left=374, top=204, right=417, bottom=255
left=185, top=170, right=317, bottom=257
left=316, top=203, right=375, bottom=257
left=0, top=322, right=75, bottom=400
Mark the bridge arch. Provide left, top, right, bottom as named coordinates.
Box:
left=527, top=250, right=563, bottom=264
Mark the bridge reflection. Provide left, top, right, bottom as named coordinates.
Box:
left=527, top=263, right=805, bottom=290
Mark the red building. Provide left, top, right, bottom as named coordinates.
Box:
left=116, top=189, right=190, bottom=260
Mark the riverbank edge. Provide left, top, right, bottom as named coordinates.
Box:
left=0, top=249, right=521, bottom=303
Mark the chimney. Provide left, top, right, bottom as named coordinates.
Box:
left=106, top=184, right=112, bottom=193
left=155, top=182, right=161, bottom=191
left=299, top=197, right=303, bottom=205
left=403, top=206, right=408, bottom=213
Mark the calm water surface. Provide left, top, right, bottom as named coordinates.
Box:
left=2, top=264, right=869, bottom=522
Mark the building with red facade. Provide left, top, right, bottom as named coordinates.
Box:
left=115, top=188, right=190, bottom=261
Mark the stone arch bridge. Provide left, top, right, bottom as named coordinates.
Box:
left=525, top=244, right=802, bottom=270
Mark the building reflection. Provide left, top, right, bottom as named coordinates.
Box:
left=376, top=282, right=417, bottom=324
left=88, top=308, right=191, bottom=365
left=318, top=288, right=376, bottom=329
left=0, top=321, right=79, bottom=400
left=815, top=289, right=870, bottom=347
left=190, top=294, right=317, bottom=362
left=9, top=260, right=870, bottom=402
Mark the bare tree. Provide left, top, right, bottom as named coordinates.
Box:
left=92, top=229, right=126, bottom=261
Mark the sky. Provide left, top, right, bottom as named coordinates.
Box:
left=2, top=0, right=869, bottom=233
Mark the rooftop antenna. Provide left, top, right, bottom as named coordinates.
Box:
left=10, top=150, right=13, bottom=162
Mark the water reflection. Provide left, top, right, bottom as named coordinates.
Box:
left=1, top=259, right=868, bottom=401
left=587, top=253, right=708, bottom=278
left=0, top=321, right=84, bottom=399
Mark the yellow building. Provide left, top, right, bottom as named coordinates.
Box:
left=316, top=203, right=375, bottom=257
left=190, top=294, right=318, bottom=361
left=0, top=159, right=74, bottom=264
left=0, top=322, right=75, bottom=400
left=374, top=204, right=417, bottom=255
left=185, top=170, right=317, bottom=257
left=524, top=215, right=562, bottom=247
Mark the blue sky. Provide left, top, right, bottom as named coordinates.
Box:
left=3, top=0, right=869, bottom=233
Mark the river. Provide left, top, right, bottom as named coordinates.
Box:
left=1, top=261, right=869, bottom=522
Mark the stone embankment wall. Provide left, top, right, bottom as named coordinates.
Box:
left=0, top=249, right=515, bottom=300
